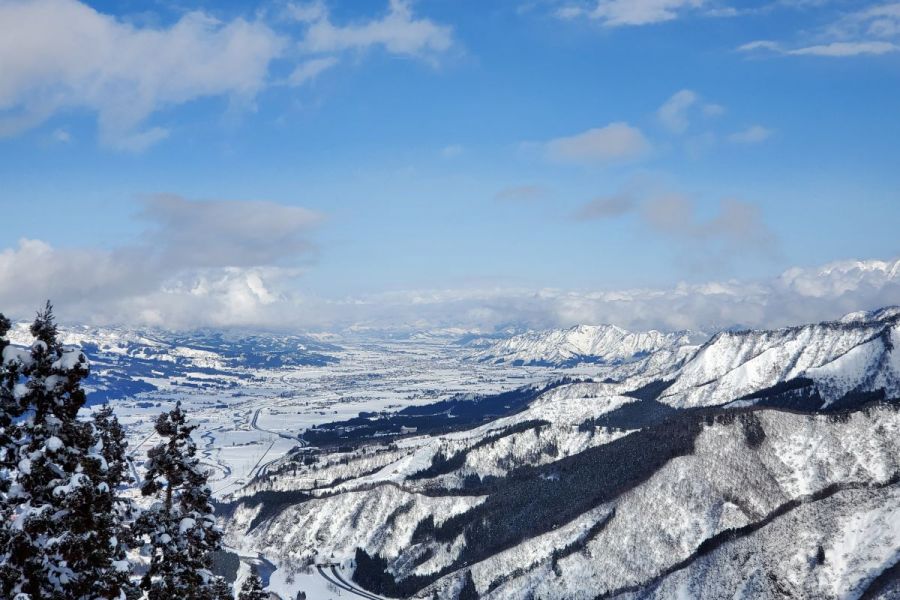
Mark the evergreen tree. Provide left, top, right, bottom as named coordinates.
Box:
left=0, top=312, right=24, bottom=591
left=94, top=404, right=132, bottom=491
left=237, top=567, right=267, bottom=600
left=458, top=570, right=479, bottom=600
left=0, top=302, right=134, bottom=599
left=90, top=404, right=138, bottom=594
left=210, top=575, right=234, bottom=600
left=137, top=401, right=223, bottom=600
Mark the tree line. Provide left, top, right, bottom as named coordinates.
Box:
left=0, top=303, right=267, bottom=600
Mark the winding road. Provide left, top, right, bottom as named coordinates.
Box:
left=317, top=564, right=384, bottom=600
left=249, top=407, right=308, bottom=478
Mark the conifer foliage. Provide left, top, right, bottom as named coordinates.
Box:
left=458, top=570, right=479, bottom=600
left=137, top=400, right=227, bottom=599
left=0, top=302, right=134, bottom=599
left=237, top=567, right=267, bottom=600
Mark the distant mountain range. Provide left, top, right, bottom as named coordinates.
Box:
left=224, top=306, right=900, bottom=599
left=6, top=323, right=340, bottom=403
left=470, top=324, right=703, bottom=367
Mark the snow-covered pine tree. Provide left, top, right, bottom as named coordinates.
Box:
left=0, top=302, right=134, bottom=599
left=137, top=401, right=226, bottom=600
left=210, top=575, right=234, bottom=600
left=0, top=311, right=24, bottom=591
left=237, top=567, right=267, bottom=600
left=0, top=312, right=19, bottom=483
left=93, top=404, right=132, bottom=493
left=91, top=404, right=137, bottom=594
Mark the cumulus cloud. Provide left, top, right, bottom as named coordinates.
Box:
left=0, top=0, right=284, bottom=150
left=657, top=89, right=724, bottom=134
left=0, top=0, right=454, bottom=149
left=543, top=122, right=651, bottom=166
left=0, top=230, right=896, bottom=333
left=0, top=196, right=324, bottom=328
left=337, top=257, right=900, bottom=333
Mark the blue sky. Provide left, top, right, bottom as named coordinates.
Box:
left=0, top=0, right=898, bottom=330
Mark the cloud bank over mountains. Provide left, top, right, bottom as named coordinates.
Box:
left=0, top=205, right=896, bottom=334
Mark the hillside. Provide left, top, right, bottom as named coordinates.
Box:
left=471, top=324, right=699, bottom=367
left=222, top=308, right=900, bottom=599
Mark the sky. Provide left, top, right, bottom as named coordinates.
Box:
left=0, top=0, right=898, bottom=332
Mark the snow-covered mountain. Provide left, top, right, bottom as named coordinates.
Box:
left=471, top=324, right=699, bottom=367
left=222, top=307, right=900, bottom=600
left=5, top=322, right=340, bottom=403
left=641, top=305, right=900, bottom=409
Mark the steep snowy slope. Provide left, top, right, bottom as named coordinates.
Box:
left=472, top=324, right=698, bottom=367
left=223, top=308, right=900, bottom=600
left=655, top=308, right=900, bottom=408
left=614, top=484, right=900, bottom=600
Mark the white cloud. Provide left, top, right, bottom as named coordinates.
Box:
left=0, top=196, right=324, bottom=329
left=544, top=122, right=651, bottom=165
left=0, top=0, right=455, bottom=149
left=584, top=0, right=708, bottom=27
left=350, top=257, right=900, bottom=333
left=300, top=0, right=453, bottom=58
left=285, top=1, right=328, bottom=24
left=728, top=125, right=774, bottom=144
left=657, top=89, right=725, bottom=134
left=738, top=40, right=782, bottom=53
left=742, top=39, right=899, bottom=57
left=738, top=4, right=900, bottom=58
left=0, top=0, right=285, bottom=150
left=0, top=231, right=896, bottom=333
left=657, top=89, right=698, bottom=134
left=288, top=56, right=339, bottom=86
left=788, top=41, right=899, bottom=56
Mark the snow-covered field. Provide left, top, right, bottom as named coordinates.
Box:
left=103, top=336, right=586, bottom=499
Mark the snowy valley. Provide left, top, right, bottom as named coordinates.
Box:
left=25, top=306, right=899, bottom=599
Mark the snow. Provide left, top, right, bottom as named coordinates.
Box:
left=52, top=473, right=87, bottom=497
left=2, top=344, right=33, bottom=367
left=658, top=313, right=900, bottom=408
left=473, top=324, right=696, bottom=366
left=52, top=347, right=86, bottom=371
left=2, top=307, right=897, bottom=599
left=179, top=517, right=197, bottom=534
